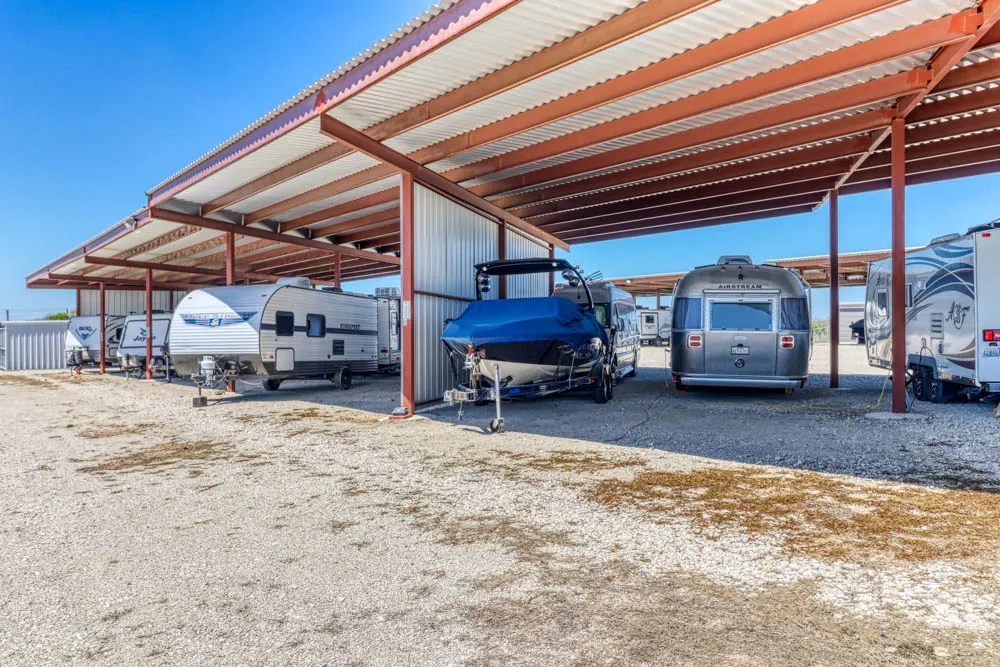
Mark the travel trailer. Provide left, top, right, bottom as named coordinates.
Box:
left=170, top=281, right=378, bottom=392
left=65, top=315, right=126, bottom=368
left=865, top=221, right=1000, bottom=403
left=375, top=287, right=401, bottom=373
left=639, top=307, right=672, bottom=346
left=116, top=313, right=173, bottom=378
left=670, top=256, right=812, bottom=390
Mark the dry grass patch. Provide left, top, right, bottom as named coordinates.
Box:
left=497, top=448, right=645, bottom=473
left=281, top=407, right=380, bottom=425
left=0, top=374, right=54, bottom=389
left=78, top=439, right=232, bottom=474
left=434, top=514, right=578, bottom=565
left=79, top=423, right=157, bottom=440
left=588, top=467, right=1000, bottom=562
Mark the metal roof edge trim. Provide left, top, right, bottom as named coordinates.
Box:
left=146, top=0, right=518, bottom=206
left=25, top=210, right=147, bottom=284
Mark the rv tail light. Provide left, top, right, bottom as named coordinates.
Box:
left=380, top=348, right=388, bottom=353
left=687, top=334, right=703, bottom=349
left=985, top=329, right=1000, bottom=342
left=780, top=335, right=795, bottom=349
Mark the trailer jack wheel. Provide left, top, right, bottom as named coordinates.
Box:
left=489, top=418, right=505, bottom=434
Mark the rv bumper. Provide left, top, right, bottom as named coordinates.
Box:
left=678, top=376, right=805, bottom=389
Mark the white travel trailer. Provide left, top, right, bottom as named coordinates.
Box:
left=375, top=287, right=401, bottom=373
left=170, top=282, right=378, bottom=391
left=865, top=221, right=1000, bottom=403
left=65, top=315, right=126, bottom=368
left=639, top=308, right=672, bottom=346
left=117, top=313, right=173, bottom=377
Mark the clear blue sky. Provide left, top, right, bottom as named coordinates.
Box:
left=3, top=0, right=998, bottom=320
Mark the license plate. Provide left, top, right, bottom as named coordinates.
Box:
left=731, top=346, right=750, bottom=355
left=984, top=349, right=1000, bottom=358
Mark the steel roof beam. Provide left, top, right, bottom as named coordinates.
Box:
left=46, top=272, right=198, bottom=291
left=333, top=223, right=399, bottom=245
left=309, top=207, right=400, bottom=238
left=280, top=189, right=398, bottom=232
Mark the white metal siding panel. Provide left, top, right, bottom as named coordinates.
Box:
left=0, top=322, right=68, bottom=371
left=78, top=290, right=184, bottom=317
left=505, top=228, right=550, bottom=298
left=414, top=294, right=469, bottom=405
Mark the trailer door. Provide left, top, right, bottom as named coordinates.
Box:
left=976, top=232, right=1000, bottom=384
left=704, top=295, right=777, bottom=377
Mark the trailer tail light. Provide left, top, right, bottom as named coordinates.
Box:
left=687, top=334, right=703, bottom=349
left=780, top=335, right=795, bottom=349
left=985, top=329, right=1000, bottom=342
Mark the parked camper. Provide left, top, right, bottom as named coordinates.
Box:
left=639, top=308, right=672, bottom=346
left=65, top=315, right=125, bottom=368
left=117, top=313, right=173, bottom=378
left=375, top=287, right=401, bottom=373
left=555, top=280, right=640, bottom=379
left=170, top=282, right=378, bottom=392
left=865, top=221, right=1000, bottom=403
left=670, top=256, right=811, bottom=390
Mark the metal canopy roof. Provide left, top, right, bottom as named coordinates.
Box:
left=27, top=0, right=1000, bottom=292
left=609, top=248, right=898, bottom=295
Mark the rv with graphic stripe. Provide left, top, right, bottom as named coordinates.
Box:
left=865, top=220, right=1000, bottom=403
left=170, top=282, right=378, bottom=391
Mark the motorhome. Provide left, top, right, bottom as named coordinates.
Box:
left=170, top=281, right=378, bottom=391
left=865, top=221, right=1000, bottom=403
left=670, top=256, right=811, bottom=390
left=555, top=280, right=640, bottom=379
left=65, top=315, right=125, bottom=368
left=375, top=287, right=401, bottom=373
left=117, top=313, right=173, bottom=377
left=639, top=307, right=672, bottom=346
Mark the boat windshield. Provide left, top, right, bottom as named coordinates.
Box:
left=592, top=303, right=610, bottom=328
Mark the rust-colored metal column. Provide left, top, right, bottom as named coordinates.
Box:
left=99, top=282, right=106, bottom=374
left=548, top=245, right=555, bottom=294
left=145, top=268, right=153, bottom=380
left=225, top=230, right=237, bottom=393
left=400, top=173, right=416, bottom=416
left=891, top=118, right=907, bottom=413
left=334, top=252, right=342, bottom=288
left=829, top=189, right=840, bottom=389
left=497, top=221, right=507, bottom=299
left=75, top=289, right=81, bottom=317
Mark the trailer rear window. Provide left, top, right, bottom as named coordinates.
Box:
left=275, top=312, right=295, bottom=337
left=672, top=298, right=702, bottom=329
left=780, top=298, right=810, bottom=330
left=644, top=314, right=656, bottom=324
left=710, top=302, right=772, bottom=331
left=307, top=314, right=326, bottom=338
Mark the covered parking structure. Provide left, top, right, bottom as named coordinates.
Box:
left=26, top=0, right=1000, bottom=413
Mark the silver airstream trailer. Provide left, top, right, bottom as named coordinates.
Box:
left=670, top=256, right=811, bottom=390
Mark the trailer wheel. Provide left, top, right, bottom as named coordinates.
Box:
left=336, top=366, right=353, bottom=390
left=913, top=367, right=932, bottom=402
left=654, top=336, right=663, bottom=347
left=929, top=378, right=954, bottom=404
left=264, top=378, right=282, bottom=391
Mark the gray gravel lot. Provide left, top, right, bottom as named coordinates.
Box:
left=1, top=345, right=998, bottom=665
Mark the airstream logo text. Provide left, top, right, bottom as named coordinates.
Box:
left=717, top=284, right=763, bottom=290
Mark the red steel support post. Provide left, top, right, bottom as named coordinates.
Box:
left=498, top=221, right=507, bottom=299
left=145, top=268, right=153, bottom=380
left=891, top=118, right=907, bottom=413
left=75, top=289, right=81, bottom=317
left=99, top=282, right=106, bottom=374
left=226, top=231, right=237, bottom=393
left=829, top=189, right=840, bottom=389
left=400, top=173, right=416, bottom=416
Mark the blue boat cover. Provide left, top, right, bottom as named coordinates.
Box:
left=441, top=297, right=608, bottom=348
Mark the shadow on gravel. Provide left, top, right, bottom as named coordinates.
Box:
left=428, top=361, right=1000, bottom=493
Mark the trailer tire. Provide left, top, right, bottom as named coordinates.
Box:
left=654, top=336, right=663, bottom=347
left=913, top=366, right=932, bottom=402
left=264, top=379, right=282, bottom=391
left=929, top=378, right=953, bottom=404
left=336, top=366, right=353, bottom=390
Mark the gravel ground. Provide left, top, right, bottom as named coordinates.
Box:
left=1, top=345, right=998, bottom=665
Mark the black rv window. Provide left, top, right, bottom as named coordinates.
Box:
left=711, top=302, right=772, bottom=331
left=780, top=298, right=810, bottom=330
left=276, top=311, right=295, bottom=337
left=875, top=289, right=889, bottom=316
left=331, top=340, right=345, bottom=356
left=307, top=314, right=326, bottom=338
left=644, top=314, right=656, bottom=325
left=672, top=297, right=703, bottom=329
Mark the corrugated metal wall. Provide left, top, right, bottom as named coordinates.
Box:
left=0, top=321, right=69, bottom=371
left=505, top=228, right=550, bottom=298
left=839, top=302, right=865, bottom=343
left=78, top=290, right=188, bottom=317
left=412, top=184, right=500, bottom=404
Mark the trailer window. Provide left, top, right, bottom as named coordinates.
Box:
left=710, top=302, right=772, bottom=331
left=644, top=314, right=656, bottom=325
left=672, top=297, right=703, bottom=329
left=275, top=312, right=295, bottom=337
left=875, top=289, right=889, bottom=316
left=307, top=314, right=326, bottom=338
left=780, top=298, right=810, bottom=330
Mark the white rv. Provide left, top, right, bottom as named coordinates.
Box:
left=65, top=315, right=126, bottom=368
left=375, top=287, right=401, bottom=373
left=117, top=313, right=173, bottom=377
left=170, top=282, right=378, bottom=391
left=639, top=308, right=672, bottom=346
left=865, top=221, right=1000, bottom=403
